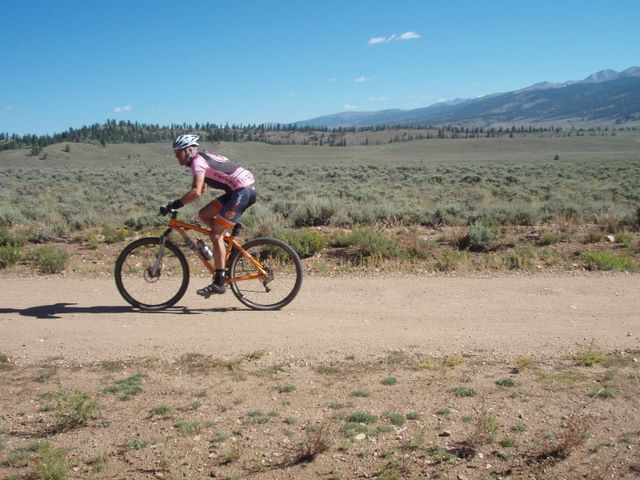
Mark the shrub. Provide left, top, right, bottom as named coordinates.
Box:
left=540, top=232, right=559, bottom=246
left=507, top=245, right=536, bottom=270
left=381, top=376, right=397, bottom=386
left=33, top=443, right=68, bottom=480
left=243, top=204, right=288, bottom=237
left=290, top=197, right=337, bottom=227
left=501, top=436, right=517, bottom=448
left=273, top=384, right=296, bottom=393
left=0, top=226, right=25, bottom=247
left=351, top=390, right=370, bottom=398
left=124, top=215, right=157, bottom=231
left=328, top=230, right=354, bottom=248
left=0, top=245, right=21, bottom=268
left=616, top=233, right=633, bottom=248
left=575, top=343, right=604, bottom=367
left=489, top=202, right=538, bottom=226
left=280, top=228, right=327, bottom=258
left=434, top=249, right=468, bottom=272
left=383, top=411, right=406, bottom=426
left=583, top=229, right=604, bottom=244
left=347, top=412, right=377, bottom=424
left=496, top=377, right=520, bottom=388
left=101, top=225, right=128, bottom=244
left=581, top=251, right=638, bottom=272
left=0, top=206, right=26, bottom=226
left=458, top=224, right=494, bottom=252
left=56, top=390, right=98, bottom=429
left=174, top=421, right=201, bottom=436
left=451, top=386, right=476, bottom=397
left=103, top=374, right=146, bottom=401
left=27, top=225, right=61, bottom=244
left=406, top=411, right=421, bottom=421
left=33, top=246, right=69, bottom=274
left=591, top=387, right=616, bottom=399
left=350, top=228, right=408, bottom=260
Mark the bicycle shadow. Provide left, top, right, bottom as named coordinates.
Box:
left=0, top=303, right=242, bottom=320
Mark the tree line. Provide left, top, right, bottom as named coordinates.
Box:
left=1, top=120, right=634, bottom=153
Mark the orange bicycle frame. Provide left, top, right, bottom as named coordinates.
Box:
left=166, top=218, right=269, bottom=284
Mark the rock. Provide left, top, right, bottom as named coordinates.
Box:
left=439, top=430, right=451, bottom=437
left=354, top=433, right=366, bottom=441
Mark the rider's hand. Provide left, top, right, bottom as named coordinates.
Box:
left=160, top=199, right=184, bottom=215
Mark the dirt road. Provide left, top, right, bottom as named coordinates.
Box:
left=1, top=274, right=638, bottom=364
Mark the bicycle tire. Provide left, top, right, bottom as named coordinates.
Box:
left=228, top=237, right=303, bottom=310
left=114, top=237, right=189, bottom=310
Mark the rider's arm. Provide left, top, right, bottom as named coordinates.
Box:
left=179, top=173, right=206, bottom=206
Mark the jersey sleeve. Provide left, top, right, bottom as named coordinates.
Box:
left=190, top=155, right=208, bottom=175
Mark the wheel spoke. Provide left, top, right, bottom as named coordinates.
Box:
left=229, top=238, right=302, bottom=310
left=115, top=238, right=189, bottom=310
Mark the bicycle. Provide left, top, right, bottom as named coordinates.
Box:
left=114, top=209, right=303, bottom=311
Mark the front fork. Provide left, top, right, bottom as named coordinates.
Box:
left=149, top=234, right=169, bottom=278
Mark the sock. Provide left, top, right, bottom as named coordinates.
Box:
left=214, top=269, right=225, bottom=287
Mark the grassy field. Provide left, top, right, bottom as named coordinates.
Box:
left=1, top=134, right=639, bottom=275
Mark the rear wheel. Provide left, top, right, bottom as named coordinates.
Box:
left=228, top=237, right=303, bottom=310
left=115, top=237, right=189, bottom=310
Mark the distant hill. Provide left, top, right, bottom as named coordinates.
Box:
left=295, top=67, right=640, bottom=128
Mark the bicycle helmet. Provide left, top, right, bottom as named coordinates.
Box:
left=172, top=134, right=199, bottom=150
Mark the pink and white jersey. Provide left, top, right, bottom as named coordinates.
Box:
left=190, top=151, right=254, bottom=193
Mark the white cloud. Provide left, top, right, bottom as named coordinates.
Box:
left=327, top=77, right=337, bottom=82
left=113, top=105, right=132, bottom=113
left=343, top=104, right=358, bottom=109
left=368, top=36, right=387, bottom=45
left=355, top=76, right=374, bottom=83
left=369, top=96, right=388, bottom=101
left=399, top=31, right=420, bottom=40
left=368, top=31, right=421, bottom=45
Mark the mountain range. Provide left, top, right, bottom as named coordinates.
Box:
left=295, top=67, right=640, bottom=129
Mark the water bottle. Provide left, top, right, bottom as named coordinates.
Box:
left=196, top=239, right=213, bottom=260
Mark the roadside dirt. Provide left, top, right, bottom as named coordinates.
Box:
left=1, top=275, right=639, bottom=364
left=1, top=274, right=639, bottom=479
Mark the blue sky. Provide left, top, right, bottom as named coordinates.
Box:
left=2, top=0, right=639, bottom=135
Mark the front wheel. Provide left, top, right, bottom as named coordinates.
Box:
left=115, top=237, right=189, bottom=310
left=228, top=237, right=303, bottom=310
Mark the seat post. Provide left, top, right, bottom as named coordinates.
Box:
left=231, top=223, right=243, bottom=237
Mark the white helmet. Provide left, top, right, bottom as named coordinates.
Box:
left=172, top=134, right=199, bottom=150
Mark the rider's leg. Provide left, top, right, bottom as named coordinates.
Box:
left=197, top=188, right=256, bottom=297
left=197, top=200, right=230, bottom=296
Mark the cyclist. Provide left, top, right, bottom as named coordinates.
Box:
left=162, top=134, right=256, bottom=297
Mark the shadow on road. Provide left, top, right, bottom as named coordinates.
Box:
left=0, top=303, right=240, bottom=319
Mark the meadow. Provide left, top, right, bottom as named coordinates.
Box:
left=1, top=134, right=639, bottom=274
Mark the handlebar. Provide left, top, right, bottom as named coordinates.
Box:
left=159, top=206, right=179, bottom=218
